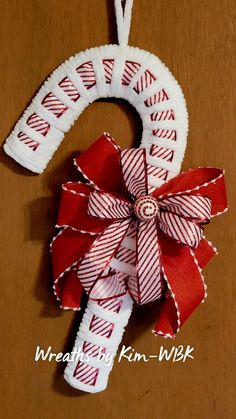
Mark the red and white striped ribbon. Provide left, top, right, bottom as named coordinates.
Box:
left=129, top=218, right=162, bottom=304
left=120, top=148, right=148, bottom=198
left=158, top=194, right=211, bottom=248
left=77, top=218, right=131, bottom=296
left=88, top=191, right=133, bottom=219
left=159, top=194, right=211, bottom=222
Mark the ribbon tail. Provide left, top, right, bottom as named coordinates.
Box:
left=127, top=219, right=162, bottom=304
left=51, top=227, right=97, bottom=310
left=192, top=237, right=217, bottom=269
left=58, top=269, right=84, bottom=310
left=154, top=233, right=207, bottom=338
left=77, top=218, right=131, bottom=297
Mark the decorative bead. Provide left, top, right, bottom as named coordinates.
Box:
left=134, top=195, right=159, bottom=220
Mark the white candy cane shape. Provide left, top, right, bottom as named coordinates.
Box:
left=4, top=0, right=188, bottom=393
left=64, top=294, right=133, bottom=393
left=3, top=44, right=188, bottom=186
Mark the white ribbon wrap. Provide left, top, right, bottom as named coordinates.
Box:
left=64, top=294, right=133, bottom=393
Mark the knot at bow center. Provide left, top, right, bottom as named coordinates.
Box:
left=133, top=195, right=159, bottom=221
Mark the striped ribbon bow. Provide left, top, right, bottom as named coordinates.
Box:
left=51, top=134, right=227, bottom=337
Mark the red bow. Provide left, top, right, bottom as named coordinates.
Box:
left=51, top=134, right=227, bottom=337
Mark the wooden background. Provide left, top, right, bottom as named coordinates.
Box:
left=0, top=1, right=235, bottom=418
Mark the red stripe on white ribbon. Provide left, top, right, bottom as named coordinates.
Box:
left=152, top=129, right=177, bottom=141
left=115, top=247, right=136, bottom=265
left=73, top=362, right=98, bottom=385
left=159, top=194, right=212, bottom=222
left=133, top=218, right=162, bottom=304
left=88, top=191, right=133, bottom=219
left=76, top=61, right=96, bottom=89
left=27, top=113, right=50, bottom=136
left=41, top=92, right=68, bottom=118
left=121, top=61, right=141, bottom=86
left=89, top=272, right=127, bottom=300
left=77, top=219, right=131, bottom=295
left=99, top=298, right=122, bottom=312
left=120, top=148, right=148, bottom=198
left=90, top=315, right=114, bottom=338
left=17, top=132, right=39, bottom=151
left=159, top=211, right=203, bottom=248
left=59, top=77, right=80, bottom=102
left=144, top=89, right=169, bottom=107
left=133, top=69, right=156, bottom=94
left=150, top=109, right=175, bottom=121
left=150, top=144, right=174, bottom=162
left=103, top=59, right=114, bottom=84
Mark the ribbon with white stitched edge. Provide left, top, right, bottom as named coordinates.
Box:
left=77, top=147, right=212, bottom=306
left=52, top=134, right=227, bottom=337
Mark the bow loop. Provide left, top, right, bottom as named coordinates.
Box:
left=77, top=218, right=131, bottom=295
left=157, top=193, right=212, bottom=248
left=120, top=148, right=148, bottom=198
left=153, top=167, right=227, bottom=217
left=88, top=190, right=133, bottom=219
left=158, top=194, right=212, bottom=223
left=159, top=211, right=203, bottom=248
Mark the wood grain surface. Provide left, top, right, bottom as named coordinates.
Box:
left=0, top=1, right=235, bottom=418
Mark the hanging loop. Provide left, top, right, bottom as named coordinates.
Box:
left=114, top=0, right=134, bottom=45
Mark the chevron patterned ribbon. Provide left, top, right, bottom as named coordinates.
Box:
left=51, top=134, right=227, bottom=337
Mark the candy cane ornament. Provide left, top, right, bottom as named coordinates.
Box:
left=3, top=0, right=227, bottom=394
